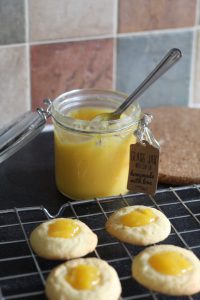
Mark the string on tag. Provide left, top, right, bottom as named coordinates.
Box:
left=134, top=113, right=160, bottom=149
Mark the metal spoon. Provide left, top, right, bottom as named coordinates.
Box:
left=92, top=48, right=182, bottom=122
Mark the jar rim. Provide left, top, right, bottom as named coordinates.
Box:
left=51, top=88, right=141, bottom=134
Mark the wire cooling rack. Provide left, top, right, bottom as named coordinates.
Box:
left=0, top=185, right=200, bottom=300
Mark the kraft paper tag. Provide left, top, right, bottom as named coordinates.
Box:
left=127, top=141, right=159, bottom=195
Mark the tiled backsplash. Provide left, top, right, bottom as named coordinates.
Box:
left=0, top=0, right=200, bottom=128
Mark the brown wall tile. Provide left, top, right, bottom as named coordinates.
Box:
left=118, top=0, right=197, bottom=33
left=31, top=39, right=113, bottom=109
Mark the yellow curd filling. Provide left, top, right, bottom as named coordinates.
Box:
left=121, top=208, right=156, bottom=227
left=149, top=251, right=192, bottom=276
left=66, top=264, right=100, bottom=290
left=54, top=107, right=137, bottom=199
left=69, top=107, right=112, bottom=121
left=48, top=219, right=80, bottom=238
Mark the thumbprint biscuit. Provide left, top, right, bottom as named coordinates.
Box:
left=132, top=244, right=200, bottom=296
left=45, top=257, right=122, bottom=300
left=105, top=205, right=171, bottom=245
left=30, top=218, right=97, bottom=260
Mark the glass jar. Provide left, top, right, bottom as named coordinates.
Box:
left=51, top=89, right=141, bottom=200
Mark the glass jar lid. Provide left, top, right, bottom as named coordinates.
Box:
left=51, top=89, right=141, bottom=134
left=0, top=89, right=141, bottom=163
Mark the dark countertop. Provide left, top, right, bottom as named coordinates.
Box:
left=0, top=130, right=170, bottom=215
left=0, top=131, right=68, bottom=214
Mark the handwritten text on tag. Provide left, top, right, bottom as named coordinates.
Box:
left=127, top=142, right=159, bottom=195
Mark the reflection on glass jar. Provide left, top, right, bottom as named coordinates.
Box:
left=51, top=89, right=141, bottom=200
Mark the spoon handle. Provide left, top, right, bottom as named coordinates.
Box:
left=115, top=48, right=182, bottom=115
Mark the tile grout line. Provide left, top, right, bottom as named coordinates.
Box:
left=112, top=0, right=119, bottom=90
left=194, top=0, right=200, bottom=106
left=0, top=27, right=199, bottom=50
left=188, top=29, right=195, bottom=106
left=24, top=0, right=31, bottom=111
left=25, top=26, right=200, bottom=46
left=196, top=0, right=200, bottom=27
left=189, top=0, right=200, bottom=106
left=116, top=26, right=196, bottom=37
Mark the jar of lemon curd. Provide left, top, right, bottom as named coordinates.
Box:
left=51, top=89, right=141, bottom=200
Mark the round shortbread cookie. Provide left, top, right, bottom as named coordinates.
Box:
left=45, top=257, right=122, bottom=300
left=132, top=244, right=200, bottom=296
left=105, top=205, right=171, bottom=245
left=30, top=218, right=97, bottom=260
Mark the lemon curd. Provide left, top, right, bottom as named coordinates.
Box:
left=149, top=251, right=192, bottom=276
left=121, top=208, right=156, bottom=227
left=54, top=106, right=137, bottom=200
left=48, top=219, right=80, bottom=238
left=66, top=264, right=100, bottom=290
left=69, top=107, right=111, bottom=121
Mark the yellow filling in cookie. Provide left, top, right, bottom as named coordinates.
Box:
left=149, top=251, right=192, bottom=276
left=66, top=264, right=100, bottom=290
left=121, top=208, right=156, bottom=227
left=48, top=219, right=80, bottom=238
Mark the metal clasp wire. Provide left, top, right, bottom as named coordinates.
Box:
left=36, top=99, right=52, bottom=121
left=135, top=113, right=160, bottom=149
